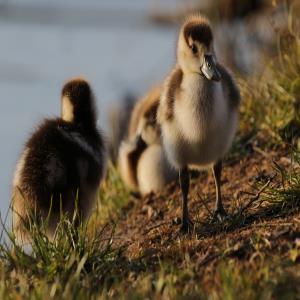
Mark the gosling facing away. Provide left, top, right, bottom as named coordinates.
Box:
left=118, top=86, right=176, bottom=195
left=157, top=14, right=241, bottom=232
left=12, top=78, right=106, bottom=243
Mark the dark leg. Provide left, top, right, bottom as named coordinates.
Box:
left=179, top=167, right=192, bottom=232
left=212, top=160, right=227, bottom=221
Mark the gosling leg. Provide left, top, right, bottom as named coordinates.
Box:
left=212, top=160, right=227, bottom=221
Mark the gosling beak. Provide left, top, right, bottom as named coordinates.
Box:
left=201, top=54, right=221, bottom=82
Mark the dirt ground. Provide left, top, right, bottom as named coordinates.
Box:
left=103, top=144, right=300, bottom=291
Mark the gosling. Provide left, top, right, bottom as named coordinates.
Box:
left=157, top=14, right=240, bottom=232
left=119, top=86, right=176, bottom=195
left=12, top=78, right=106, bottom=243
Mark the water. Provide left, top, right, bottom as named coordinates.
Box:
left=0, top=0, right=177, bottom=226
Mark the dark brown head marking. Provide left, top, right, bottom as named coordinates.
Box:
left=183, top=21, right=212, bottom=48
left=128, top=86, right=161, bottom=139
left=165, top=67, right=183, bottom=120
left=62, top=78, right=96, bottom=127
left=62, top=78, right=92, bottom=103
left=144, top=100, right=159, bottom=126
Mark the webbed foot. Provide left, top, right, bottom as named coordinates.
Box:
left=180, top=217, right=194, bottom=234
left=212, top=208, right=228, bottom=223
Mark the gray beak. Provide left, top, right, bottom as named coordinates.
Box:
left=201, top=54, right=221, bottom=81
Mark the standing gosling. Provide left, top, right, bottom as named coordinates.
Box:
left=157, top=14, right=240, bottom=232
left=12, top=78, right=106, bottom=243
left=119, top=86, right=176, bottom=195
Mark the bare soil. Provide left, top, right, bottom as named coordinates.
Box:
left=105, top=145, right=300, bottom=291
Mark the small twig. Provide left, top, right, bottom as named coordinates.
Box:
left=250, top=222, right=293, bottom=228
left=239, top=191, right=257, bottom=196
left=239, top=176, right=274, bottom=215
left=253, top=145, right=272, bottom=160
left=198, top=252, right=220, bottom=267
left=98, top=236, right=130, bottom=242
left=197, top=193, right=213, bottom=217
left=144, top=221, right=169, bottom=234
left=293, top=218, right=300, bottom=224
left=252, top=198, right=271, bottom=209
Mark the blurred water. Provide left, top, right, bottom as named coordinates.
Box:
left=0, top=0, right=177, bottom=227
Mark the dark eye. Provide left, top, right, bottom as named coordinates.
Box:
left=191, top=44, right=198, bottom=54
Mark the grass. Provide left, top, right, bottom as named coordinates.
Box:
left=90, top=162, right=131, bottom=228
left=237, top=4, right=300, bottom=145
left=1, top=3, right=300, bottom=300
left=0, top=212, right=124, bottom=299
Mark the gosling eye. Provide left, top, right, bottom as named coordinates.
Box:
left=191, top=44, right=198, bottom=55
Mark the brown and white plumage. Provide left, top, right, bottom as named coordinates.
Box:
left=12, top=78, right=106, bottom=243
left=157, top=14, right=240, bottom=232
left=118, top=86, right=176, bottom=195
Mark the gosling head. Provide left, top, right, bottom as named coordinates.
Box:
left=137, top=98, right=160, bottom=146
left=177, top=14, right=221, bottom=81
left=61, top=78, right=97, bottom=127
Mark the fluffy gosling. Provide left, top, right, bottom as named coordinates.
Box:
left=12, top=78, right=106, bottom=243
left=119, top=86, right=176, bottom=195
left=157, top=14, right=241, bottom=232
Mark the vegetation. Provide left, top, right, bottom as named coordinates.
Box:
left=1, top=3, right=300, bottom=300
